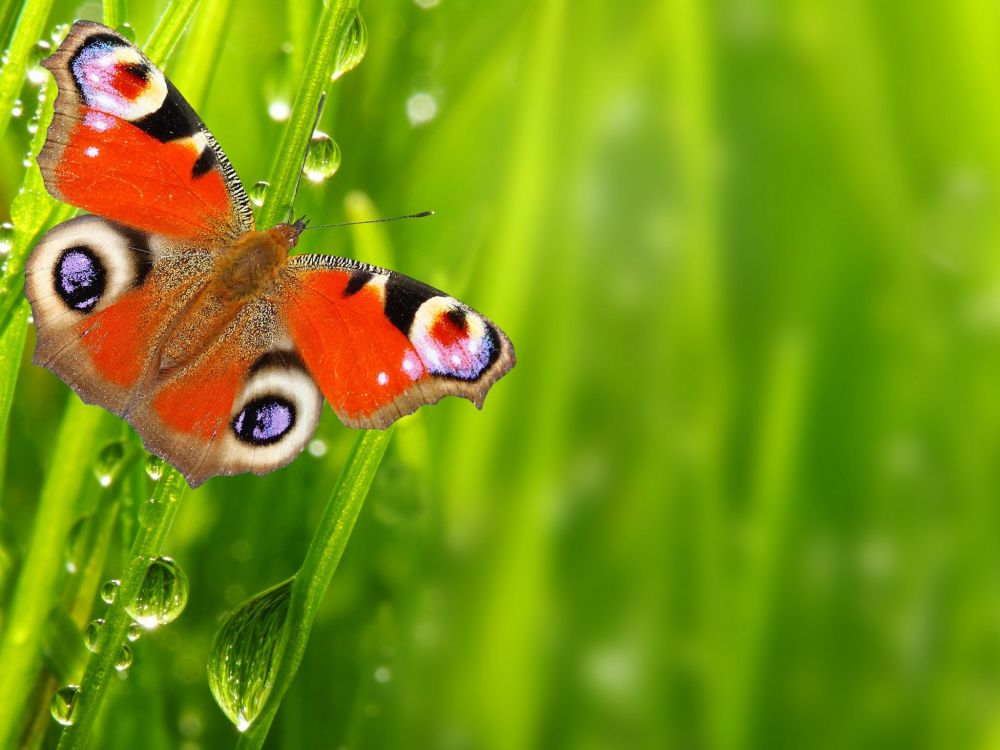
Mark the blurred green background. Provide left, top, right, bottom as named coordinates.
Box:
left=5, top=0, right=1000, bottom=748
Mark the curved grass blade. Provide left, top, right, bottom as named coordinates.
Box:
left=235, top=428, right=393, bottom=749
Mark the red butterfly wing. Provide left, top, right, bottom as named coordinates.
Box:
left=281, top=256, right=515, bottom=429
left=37, top=21, right=253, bottom=243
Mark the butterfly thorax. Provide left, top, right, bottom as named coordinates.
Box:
left=212, top=224, right=301, bottom=302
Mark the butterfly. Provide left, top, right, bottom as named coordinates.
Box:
left=24, top=20, right=515, bottom=487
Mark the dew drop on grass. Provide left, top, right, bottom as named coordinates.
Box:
left=208, top=579, right=293, bottom=731
left=332, top=12, right=368, bottom=81
left=26, top=40, right=50, bottom=86
left=127, top=622, right=142, bottom=642
left=145, top=455, right=164, bottom=481
left=50, top=685, right=80, bottom=726
left=11, top=99, right=22, bottom=118
left=303, top=132, right=341, bottom=183
left=50, top=23, right=69, bottom=44
left=126, top=556, right=190, bottom=629
left=94, top=440, right=128, bottom=487
left=100, top=579, right=120, bottom=604
left=249, top=181, right=270, bottom=208
left=83, top=618, right=104, bottom=652
left=117, top=23, right=136, bottom=43
left=115, top=644, right=133, bottom=672
left=0, top=222, right=13, bottom=255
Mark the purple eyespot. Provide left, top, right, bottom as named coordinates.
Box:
left=232, top=397, right=295, bottom=445
left=54, top=247, right=106, bottom=312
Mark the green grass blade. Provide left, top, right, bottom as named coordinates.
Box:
left=102, top=0, right=128, bottom=33
left=0, top=0, right=55, bottom=145
left=236, top=428, right=393, bottom=750
left=56, top=466, right=188, bottom=750
left=0, top=397, right=107, bottom=748
left=257, top=0, right=359, bottom=227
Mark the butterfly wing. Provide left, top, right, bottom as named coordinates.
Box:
left=126, top=300, right=323, bottom=486
left=280, top=255, right=516, bottom=429
left=25, top=215, right=213, bottom=415
left=27, top=218, right=323, bottom=486
left=38, top=20, right=253, bottom=243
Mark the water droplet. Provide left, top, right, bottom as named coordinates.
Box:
left=115, top=644, right=133, bottom=671
left=11, top=99, right=22, bottom=118
left=126, top=556, right=190, bottom=629
left=118, top=23, right=136, bottom=43
left=83, top=618, right=104, bottom=652
left=415, top=0, right=440, bottom=7
left=51, top=24, right=70, bottom=44
left=26, top=40, right=50, bottom=86
left=303, top=132, right=341, bottom=183
left=249, top=181, right=270, bottom=208
left=32, top=39, right=51, bottom=63
left=208, top=579, right=293, bottom=731
left=267, top=100, right=291, bottom=122
left=374, top=665, right=391, bottom=683
left=51, top=685, right=80, bottom=725
left=406, top=92, right=438, bottom=126
left=332, top=13, right=368, bottom=81
left=307, top=438, right=327, bottom=457
left=94, top=440, right=128, bottom=487
left=145, top=455, right=165, bottom=481
left=0, top=222, right=12, bottom=255
left=26, top=121, right=38, bottom=134
left=100, top=579, right=121, bottom=604
left=127, top=622, right=142, bottom=642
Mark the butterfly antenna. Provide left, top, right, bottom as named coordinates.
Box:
left=286, top=92, right=327, bottom=224
left=304, top=211, right=434, bottom=230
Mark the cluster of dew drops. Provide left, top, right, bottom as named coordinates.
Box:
left=50, top=450, right=189, bottom=727
left=250, top=13, right=371, bottom=210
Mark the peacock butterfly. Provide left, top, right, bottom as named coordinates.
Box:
left=24, top=20, right=515, bottom=487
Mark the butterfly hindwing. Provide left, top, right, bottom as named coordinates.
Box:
left=128, top=303, right=323, bottom=486
left=281, top=255, right=515, bottom=429
left=38, top=21, right=253, bottom=243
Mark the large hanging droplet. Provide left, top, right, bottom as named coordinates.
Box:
left=332, top=13, right=368, bottom=81
left=208, top=579, right=293, bottom=732
left=303, top=132, right=341, bottom=184
left=50, top=685, right=80, bottom=726
left=125, top=556, right=190, bottom=629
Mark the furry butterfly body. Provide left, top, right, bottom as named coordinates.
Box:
left=25, top=21, right=515, bottom=487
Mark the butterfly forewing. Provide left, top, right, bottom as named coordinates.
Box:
left=38, top=21, right=253, bottom=244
